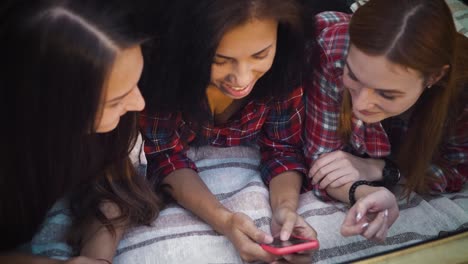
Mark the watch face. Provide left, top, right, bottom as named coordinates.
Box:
left=383, top=159, right=400, bottom=186
left=384, top=166, right=398, bottom=177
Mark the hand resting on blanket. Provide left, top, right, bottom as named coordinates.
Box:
left=326, top=184, right=399, bottom=242
left=341, top=188, right=399, bottom=242
left=309, top=151, right=385, bottom=189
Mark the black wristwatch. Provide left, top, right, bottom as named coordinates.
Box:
left=381, top=157, right=400, bottom=187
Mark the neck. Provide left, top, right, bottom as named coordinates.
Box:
left=206, top=85, right=234, bottom=115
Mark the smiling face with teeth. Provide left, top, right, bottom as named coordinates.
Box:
left=209, top=18, right=278, bottom=100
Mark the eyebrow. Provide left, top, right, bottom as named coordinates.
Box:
left=106, top=86, right=135, bottom=104
left=215, top=44, right=273, bottom=60
left=345, top=60, right=405, bottom=95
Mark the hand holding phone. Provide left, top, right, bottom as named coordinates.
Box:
left=260, top=235, right=319, bottom=255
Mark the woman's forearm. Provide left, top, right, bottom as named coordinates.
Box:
left=163, top=168, right=233, bottom=234
left=326, top=183, right=385, bottom=204
left=0, top=254, right=62, bottom=264
left=269, top=171, right=302, bottom=211
left=80, top=220, right=125, bottom=261
left=80, top=201, right=127, bottom=261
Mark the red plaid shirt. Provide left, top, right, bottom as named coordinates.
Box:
left=141, top=87, right=307, bottom=188
left=304, top=12, right=468, bottom=197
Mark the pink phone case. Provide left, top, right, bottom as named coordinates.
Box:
left=260, top=235, right=319, bottom=255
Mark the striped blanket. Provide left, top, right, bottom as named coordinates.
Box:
left=28, top=145, right=468, bottom=264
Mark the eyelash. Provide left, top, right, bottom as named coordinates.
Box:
left=213, top=60, right=227, bottom=66
left=108, top=101, right=122, bottom=108
left=377, top=91, right=396, bottom=100
left=253, top=53, right=268, bottom=60
left=213, top=52, right=269, bottom=65
left=348, top=72, right=359, bottom=82
left=347, top=72, right=396, bottom=100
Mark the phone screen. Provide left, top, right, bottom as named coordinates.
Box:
left=268, top=237, right=312, bottom=248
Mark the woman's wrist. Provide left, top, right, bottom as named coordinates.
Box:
left=349, top=181, right=382, bottom=205
left=211, top=206, right=234, bottom=235
left=367, top=158, right=385, bottom=181
left=355, top=185, right=386, bottom=202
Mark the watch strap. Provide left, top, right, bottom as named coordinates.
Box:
left=349, top=180, right=382, bottom=206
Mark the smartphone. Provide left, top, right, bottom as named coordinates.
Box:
left=260, top=235, right=319, bottom=255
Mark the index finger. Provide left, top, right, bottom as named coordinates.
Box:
left=279, top=214, right=298, bottom=241
left=340, top=206, right=369, bottom=237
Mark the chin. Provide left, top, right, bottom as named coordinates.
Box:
left=355, top=113, right=385, bottom=124
left=96, top=122, right=119, bottom=133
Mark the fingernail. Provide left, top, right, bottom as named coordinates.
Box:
left=384, top=209, right=388, bottom=217
left=361, top=222, right=369, bottom=229
left=280, top=231, right=289, bottom=240
left=356, top=212, right=362, bottom=221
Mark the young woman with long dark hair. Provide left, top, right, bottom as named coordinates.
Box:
left=140, top=0, right=319, bottom=262
left=0, top=0, right=162, bottom=263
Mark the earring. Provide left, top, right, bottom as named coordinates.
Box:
left=427, top=85, right=432, bottom=89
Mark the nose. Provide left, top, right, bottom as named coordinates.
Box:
left=228, top=62, right=253, bottom=87
left=353, top=87, right=376, bottom=111
left=123, top=87, right=145, bottom=113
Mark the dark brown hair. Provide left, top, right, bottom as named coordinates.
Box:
left=339, top=0, right=468, bottom=195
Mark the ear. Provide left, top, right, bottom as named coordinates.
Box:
left=426, top=64, right=450, bottom=87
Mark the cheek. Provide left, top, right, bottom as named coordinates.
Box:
left=254, top=57, right=275, bottom=77
left=210, top=66, right=227, bottom=82
left=380, top=95, right=420, bottom=114
left=343, top=78, right=360, bottom=97
left=95, top=108, right=120, bottom=132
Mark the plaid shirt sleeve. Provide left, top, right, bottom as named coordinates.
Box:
left=304, top=12, right=352, bottom=200
left=429, top=105, right=468, bottom=193
left=258, top=87, right=308, bottom=189
left=304, top=12, right=391, bottom=200
left=140, top=111, right=197, bottom=186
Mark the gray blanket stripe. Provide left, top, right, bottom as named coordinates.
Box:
left=397, top=195, right=424, bottom=210
left=456, top=222, right=468, bottom=231
left=116, top=230, right=222, bottom=256
left=116, top=217, right=274, bottom=257
left=253, top=216, right=272, bottom=228
left=450, top=194, right=468, bottom=200
left=198, top=162, right=258, bottom=172
left=215, top=182, right=266, bottom=200
left=312, top=232, right=433, bottom=262
left=301, top=205, right=347, bottom=218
